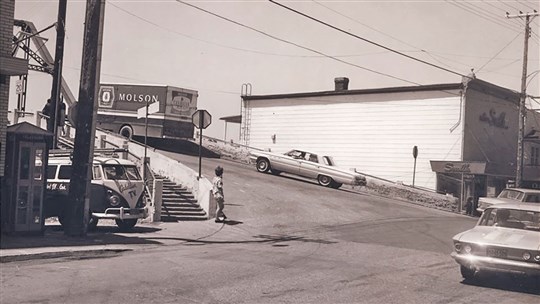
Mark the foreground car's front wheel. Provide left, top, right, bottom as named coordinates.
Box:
left=318, top=175, right=333, bottom=187
left=460, top=266, right=476, bottom=280
left=256, top=158, right=271, bottom=173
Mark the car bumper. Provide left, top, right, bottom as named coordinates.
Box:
left=92, top=207, right=148, bottom=220
left=451, top=252, right=540, bottom=276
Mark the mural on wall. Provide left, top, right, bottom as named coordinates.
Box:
left=479, top=109, right=509, bottom=129
left=464, top=82, right=519, bottom=177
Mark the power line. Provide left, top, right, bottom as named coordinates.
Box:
left=476, top=31, right=522, bottom=73
left=175, top=0, right=423, bottom=86
left=497, top=0, right=522, bottom=12
left=517, top=0, right=539, bottom=12
left=269, top=0, right=469, bottom=79
left=447, top=0, right=524, bottom=33
left=311, top=0, right=422, bottom=52
left=107, top=1, right=298, bottom=58
left=107, top=1, right=429, bottom=60
left=311, top=0, right=472, bottom=77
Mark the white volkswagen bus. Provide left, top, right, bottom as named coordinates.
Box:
left=44, top=156, right=148, bottom=230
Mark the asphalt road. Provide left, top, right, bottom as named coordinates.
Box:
left=1, top=153, right=538, bottom=303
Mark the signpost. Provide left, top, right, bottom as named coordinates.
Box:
left=192, top=109, right=212, bottom=178
left=412, top=146, right=418, bottom=187
left=138, top=101, right=160, bottom=186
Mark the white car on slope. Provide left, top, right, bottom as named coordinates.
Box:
left=249, top=149, right=366, bottom=189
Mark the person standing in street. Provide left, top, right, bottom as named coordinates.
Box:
left=465, top=197, right=474, bottom=216
left=213, top=166, right=227, bottom=222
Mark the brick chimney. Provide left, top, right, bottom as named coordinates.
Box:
left=334, top=77, right=349, bottom=91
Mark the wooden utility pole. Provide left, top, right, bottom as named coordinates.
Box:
left=506, top=11, right=538, bottom=188
left=65, top=0, right=106, bottom=236
left=49, top=0, right=67, bottom=147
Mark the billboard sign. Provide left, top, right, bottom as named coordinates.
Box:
left=98, top=84, right=167, bottom=112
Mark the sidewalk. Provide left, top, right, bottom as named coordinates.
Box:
left=0, top=219, right=225, bottom=263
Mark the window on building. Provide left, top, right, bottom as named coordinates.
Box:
left=531, top=146, right=539, bottom=166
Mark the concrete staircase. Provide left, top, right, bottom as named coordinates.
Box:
left=157, top=176, right=207, bottom=222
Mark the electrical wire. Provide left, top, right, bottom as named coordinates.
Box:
left=175, top=0, right=423, bottom=86
left=447, top=0, right=524, bottom=33
left=268, top=0, right=469, bottom=79
left=517, top=0, right=539, bottom=12
left=311, top=0, right=472, bottom=78
left=476, top=31, right=523, bottom=73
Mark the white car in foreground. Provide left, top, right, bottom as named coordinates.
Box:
left=451, top=203, right=540, bottom=280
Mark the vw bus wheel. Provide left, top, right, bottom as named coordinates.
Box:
left=318, top=175, right=333, bottom=187
left=116, top=219, right=137, bottom=230
left=256, top=158, right=270, bottom=173
left=119, top=125, right=133, bottom=139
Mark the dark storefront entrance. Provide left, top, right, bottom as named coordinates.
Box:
left=430, top=161, right=510, bottom=213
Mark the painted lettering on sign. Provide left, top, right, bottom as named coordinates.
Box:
left=46, top=182, right=68, bottom=191
left=444, top=163, right=471, bottom=173
left=118, top=93, right=160, bottom=103
left=479, top=109, right=508, bottom=129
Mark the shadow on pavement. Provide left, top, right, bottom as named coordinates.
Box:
left=461, top=273, right=540, bottom=295
left=1, top=224, right=163, bottom=250
left=147, top=233, right=337, bottom=246
left=222, top=220, right=243, bottom=226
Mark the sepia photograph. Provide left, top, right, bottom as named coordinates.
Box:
left=1, top=0, right=539, bottom=303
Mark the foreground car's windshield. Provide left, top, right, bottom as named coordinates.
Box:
left=479, top=208, right=540, bottom=231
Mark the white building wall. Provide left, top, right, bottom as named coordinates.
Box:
left=246, top=91, right=463, bottom=190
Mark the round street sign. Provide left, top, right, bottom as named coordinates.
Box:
left=192, top=109, right=212, bottom=129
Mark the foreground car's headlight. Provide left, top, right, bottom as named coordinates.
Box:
left=534, top=254, right=540, bottom=262
left=463, top=244, right=473, bottom=254
left=523, top=252, right=531, bottom=261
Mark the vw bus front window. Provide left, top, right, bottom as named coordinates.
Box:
left=58, top=165, right=72, bottom=179
left=124, top=166, right=142, bottom=180
left=47, top=165, right=58, bottom=179
left=103, top=165, right=127, bottom=180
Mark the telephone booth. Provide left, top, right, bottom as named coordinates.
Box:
left=1, top=122, right=52, bottom=234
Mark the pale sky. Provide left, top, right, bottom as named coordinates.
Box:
left=10, top=0, right=540, bottom=140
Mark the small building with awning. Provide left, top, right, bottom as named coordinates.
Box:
left=219, top=115, right=241, bottom=141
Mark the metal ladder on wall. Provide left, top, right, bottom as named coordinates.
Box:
left=240, top=83, right=252, bottom=146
